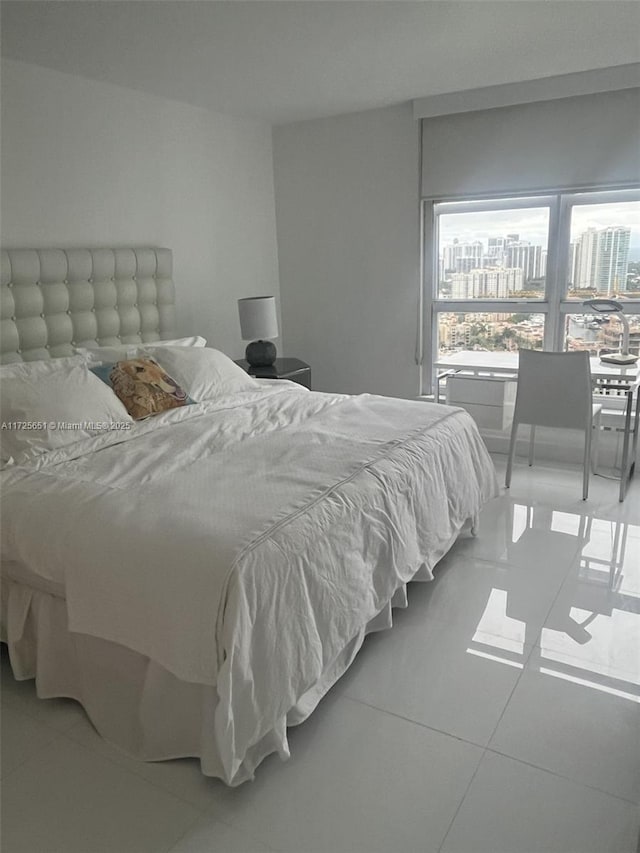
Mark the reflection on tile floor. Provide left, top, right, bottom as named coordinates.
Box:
left=1, top=456, right=639, bottom=852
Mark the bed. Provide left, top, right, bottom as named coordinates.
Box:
left=0, top=247, right=498, bottom=786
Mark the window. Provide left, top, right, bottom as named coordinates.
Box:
left=422, top=188, right=640, bottom=393
left=437, top=206, right=550, bottom=301
left=563, top=196, right=640, bottom=355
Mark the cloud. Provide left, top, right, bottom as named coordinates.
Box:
left=439, top=200, right=639, bottom=248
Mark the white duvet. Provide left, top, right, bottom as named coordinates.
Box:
left=2, top=383, right=498, bottom=783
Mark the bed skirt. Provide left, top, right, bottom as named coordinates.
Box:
left=1, top=564, right=437, bottom=783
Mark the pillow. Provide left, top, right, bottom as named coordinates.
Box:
left=148, top=347, right=259, bottom=400
left=152, top=336, right=207, bottom=348
left=76, top=336, right=207, bottom=364
left=1, top=357, right=84, bottom=466
left=98, top=357, right=193, bottom=420
left=0, top=358, right=133, bottom=464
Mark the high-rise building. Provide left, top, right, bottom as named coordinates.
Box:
left=455, top=255, right=483, bottom=274
left=443, top=240, right=483, bottom=273
left=568, top=242, right=580, bottom=288
left=487, top=237, right=506, bottom=259
left=575, top=226, right=631, bottom=294
left=576, top=229, right=599, bottom=290
left=451, top=267, right=523, bottom=298
left=595, top=227, right=631, bottom=294
left=504, top=241, right=542, bottom=281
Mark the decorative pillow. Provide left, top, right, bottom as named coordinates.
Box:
left=75, top=336, right=207, bottom=364
left=148, top=347, right=259, bottom=401
left=96, top=357, right=193, bottom=420
left=0, top=358, right=133, bottom=465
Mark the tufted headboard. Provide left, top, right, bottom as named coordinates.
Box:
left=0, top=248, right=176, bottom=363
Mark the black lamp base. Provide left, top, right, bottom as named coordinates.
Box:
left=246, top=340, right=277, bottom=367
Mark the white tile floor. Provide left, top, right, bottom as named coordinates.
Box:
left=2, top=455, right=639, bottom=853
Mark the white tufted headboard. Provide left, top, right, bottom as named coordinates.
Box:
left=0, top=248, right=176, bottom=363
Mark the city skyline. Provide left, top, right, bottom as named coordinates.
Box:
left=439, top=200, right=640, bottom=257
left=440, top=224, right=633, bottom=297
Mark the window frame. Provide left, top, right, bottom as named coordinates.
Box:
left=422, top=185, right=640, bottom=395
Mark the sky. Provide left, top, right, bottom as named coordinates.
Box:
left=439, top=200, right=640, bottom=257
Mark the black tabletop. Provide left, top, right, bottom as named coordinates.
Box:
left=235, top=357, right=309, bottom=377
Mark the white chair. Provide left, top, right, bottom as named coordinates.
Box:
left=505, top=350, right=602, bottom=500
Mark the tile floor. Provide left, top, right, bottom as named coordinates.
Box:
left=1, top=455, right=639, bottom=853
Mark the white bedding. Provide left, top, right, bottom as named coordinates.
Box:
left=1, top=383, right=498, bottom=784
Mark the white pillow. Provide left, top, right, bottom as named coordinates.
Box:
left=0, top=357, right=83, bottom=465
left=76, top=336, right=207, bottom=363
left=0, top=358, right=133, bottom=464
left=148, top=347, right=258, bottom=400
left=153, top=336, right=207, bottom=348
left=1, top=354, right=88, bottom=373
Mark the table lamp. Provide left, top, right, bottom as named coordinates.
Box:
left=583, top=299, right=638, bottom=365
left=238, top=296, right=279, bottom=367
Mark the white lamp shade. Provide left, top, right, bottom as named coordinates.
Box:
left=238, top=296, right=279, bottom=340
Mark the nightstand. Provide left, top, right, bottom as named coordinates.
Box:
left=235, top=357, right=311, bottom=389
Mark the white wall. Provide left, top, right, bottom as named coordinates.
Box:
left=273, top=103, right=420, bottom=396
left=0, top=59, right=280, bottom=358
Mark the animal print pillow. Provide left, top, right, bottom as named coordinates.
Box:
left=92, top=357, right=193, bottom=420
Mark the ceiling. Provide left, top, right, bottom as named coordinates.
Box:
left=2, top=1, right=640, bottom=124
